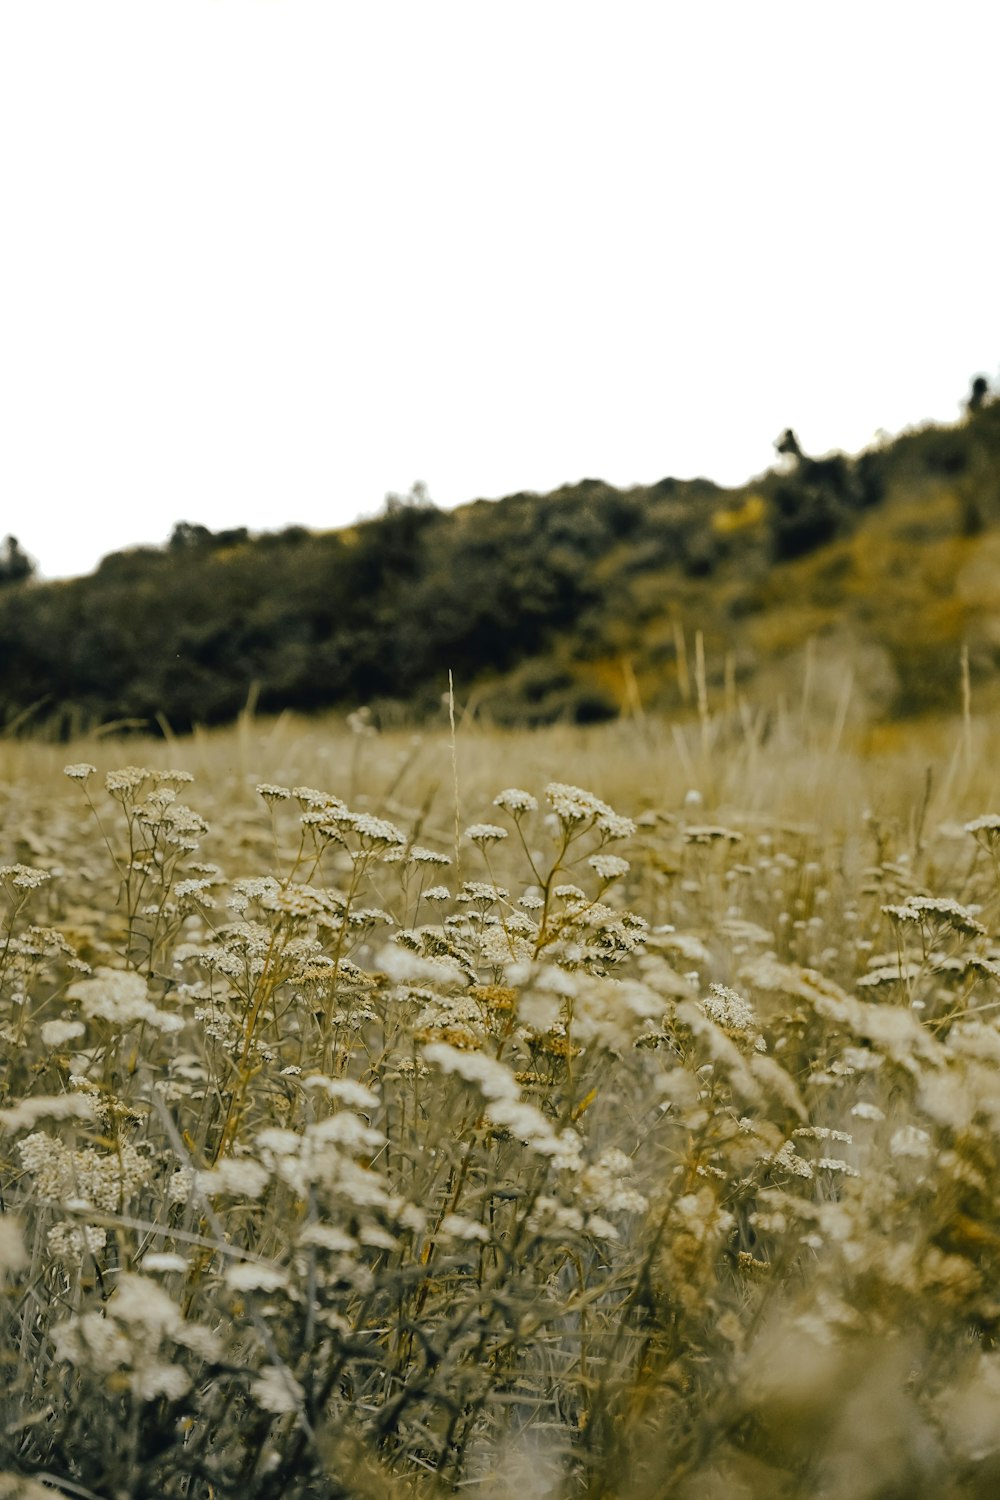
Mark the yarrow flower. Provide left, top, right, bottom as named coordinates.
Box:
left=545, top=783, right=612, bottom=824
left=701, top=983, right=760, bottom=1034
left=0, top=863, right=50, bottom=891
left=589, top=854, right=630, bottom=881
left=349, top=812, right=406, bottom=847
left=494, top=788, right=538, bottom=815
left=67, top=967, right=183, bottom=1033
left=411, top=846, right=451, bottom=865
left=63, top=763, right=97, bottom=781
left=882, top=896, right=985, bottom=937
left=256, top=783, right=292, bottom=803
left=464, top=823, right=508, bottom=845
left=105, top=766, right=156, bottom=796
left=965, top=813, right=1000, bottom=850
left=597, top=812, right=637, bottom=840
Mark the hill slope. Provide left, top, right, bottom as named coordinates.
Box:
left=2, top=401, right=999, bottom=735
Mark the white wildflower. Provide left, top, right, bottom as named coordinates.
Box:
left=411, top=846, right=451, bottom=865
left=132, top=1363, right=192, bottom=1402
left=423, top=1042, right=520, bottom=1101
left=0, top=1094, right=96, bottom=1132
left=197, top=1158, right=271, bottom=1200
left=349, top=812, right=406, bottom=846
left=143, top=1252, right=189, bottom=1274
left=0, top=1218, right=27, bottom=1279
left=494, top=788, right=538, bottom=815
left=545, top=783, right=612, bottom=824
left=39, top=1019, right=87, bottom=1048
left=597, top=812, right=637, bottom=839
left=890, top=1125, right=933, bottom=1160
left=701, top=983, right=760, bottom=1034
left=68, top=967, right=183, bottom=1033
left=225, top=1263, right=290, bottom=1294
left=303, top=1076, right=380, bottom=1110
left=251, top=1366, right=304, bottom=1415
left=0, top=864, right=50, bottom=891
left=256, top=783, right=291, bottom=802
left=438, top=1214, right=490, bottom=1243
left=464, top=823, right=508, bottom=844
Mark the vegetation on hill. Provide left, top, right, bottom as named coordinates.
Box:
left=1, top=384, right=998, bottom=736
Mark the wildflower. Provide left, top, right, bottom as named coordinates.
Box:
left=251, top=1366, right=304, bottom=1415
left=545, top=782, right=613, bottom=824
left=39, top=1020, right=86, bottom=1048
left=684, top=825, right=742, bottom=845
left=225, top=1263, right=290, bottom=1293
left=553, top=884, right=585, bottom=901
left=63, top=762, right=97, bottom=781
left=48, top=1222, right=105, bottom=1261
left=196, top=1158, right=271, bottom=1199
left=438, top=1214, right=490, bottom=1242
left=105, top=766, right=155, bottom=796
left=770, top=1140, right=813, bottom=1179
left=168, top=1167, right=195, bottom=1205
left=67, top=967, right=183, bottom=1033
left=256, top=782, right=292, bottom=803
left=597, top=812, right=637, bottom=840
left=424, top=885, right=451, bottom=903
left=589, top=854, right=630, bottom=881
left=143, top=1252, right=188, bottom=1273
left=882, top=896, right=985, bottom=938
left=701, top=983, right=760, bottom=1034
left=303, top=1076, right=380, bottom=1110
left=965, top=813, right=1000, bottom=850
left=349, top=812, right=406, bottom=847
left=890, top=1125, right=933, bottom=1159
left=173, top=877, right=217, bottom=901
left=0, top=1218, right=27, bottom=1280
left=424, top=1041, right=520, bottom=1100
left=464, top=823, right=509, bottom=845
left=298, top=1224, right=358, bottom=1252
left=411, top=846, right=451, bottom=865
left=0, top=1095, right=96, bottom=1132
left=0, top=864, right=50, bottom=891
left=459, top=881, right=509, bottom=906
left=293, top=785, right=338, bottom=807
left=494, top=788, right=538, bottom=815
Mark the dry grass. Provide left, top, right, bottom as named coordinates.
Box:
left=2, top=680, right=1000, bottom=1497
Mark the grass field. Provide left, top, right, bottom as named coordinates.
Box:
left=3, top=681, right=1000, bottom=1498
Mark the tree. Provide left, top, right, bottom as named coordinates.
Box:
left=0, top=535, right=35, bottom=587
left=967, top=375, right=990, bottom=415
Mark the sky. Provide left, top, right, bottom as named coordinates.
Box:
left=1, top=2, right=997, bottom=581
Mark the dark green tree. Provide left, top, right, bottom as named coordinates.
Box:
left=0, top=535, right=35, bottom=587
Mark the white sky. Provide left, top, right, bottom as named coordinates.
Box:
left=1, top=2, right=997, bottom=580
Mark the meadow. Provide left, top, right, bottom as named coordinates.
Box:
left=2, top=679, right=1000, bottom=1498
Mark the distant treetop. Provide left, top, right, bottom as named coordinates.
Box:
left=0, top=535, right=35, bottom=587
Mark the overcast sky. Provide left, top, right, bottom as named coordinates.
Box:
left=1, top=2, right=996, bottom=580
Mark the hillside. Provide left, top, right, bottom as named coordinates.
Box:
left=2, top=396, right=999, bottom=736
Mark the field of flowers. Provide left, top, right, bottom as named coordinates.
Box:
left=2, top=700, right=1000, bottom=1498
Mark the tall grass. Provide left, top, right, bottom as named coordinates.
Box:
left=2, top=688, right=1000, bottom=1497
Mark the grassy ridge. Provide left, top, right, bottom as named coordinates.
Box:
left=2, top=400, right=999, bottom=735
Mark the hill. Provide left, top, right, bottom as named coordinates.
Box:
left=2, top=394, right=999, bottom=736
